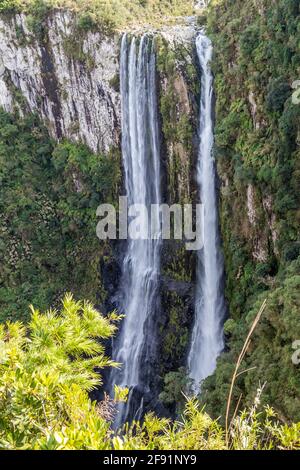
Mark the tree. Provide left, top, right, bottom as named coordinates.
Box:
left=0, top=293, right=120, bottom=449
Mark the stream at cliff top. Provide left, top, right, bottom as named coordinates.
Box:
left=109, top=33, right=162, bottom=426
left=187, top=33, right=226, bottom=392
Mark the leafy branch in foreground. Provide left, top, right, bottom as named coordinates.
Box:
left=0, top=293, right=121, bottom=449
left=0, top=294, right=299, bottom=450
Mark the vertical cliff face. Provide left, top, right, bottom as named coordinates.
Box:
left=0, top=11, right=121, bottom=153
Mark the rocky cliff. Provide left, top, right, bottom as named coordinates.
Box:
left=0, top=11, right=198, bottom=156
left=0, top=11, right=121, bottom=153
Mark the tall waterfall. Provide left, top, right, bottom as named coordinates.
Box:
left=109, top=34, right=162, bottom=423
left=188, top=33, right=225, bottom=392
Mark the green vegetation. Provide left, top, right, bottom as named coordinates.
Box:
left=0, top=110, right=120, bottom=322
left=0, top=0, right=195, bottom=32
left=62, top=36, right=96, bottom=69
left=201, top=259, right=300, bottom=423
left=160, top=294, right=189, bottom=367
left=0, top=0, right=299, bottom=445
left=156, top=36, right=197, bottom=200
left=0, top=294, right=299, bottom=450
left=159, top=367, right=192, bottom=414
left=200, top=0, right=300, bottom=422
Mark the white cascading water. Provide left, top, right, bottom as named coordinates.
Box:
left=109, top=34, right=162, bottom=422
left=188, top=33, right=225, bottom=392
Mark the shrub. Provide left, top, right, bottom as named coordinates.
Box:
left=77, top=12, right=97, bottom=31
left=266, top=78, right=291, bottom=113
left=0, top=294, right=120, bottom=449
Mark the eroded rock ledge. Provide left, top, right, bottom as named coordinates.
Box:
left=0, top=10, right=197, bottom=155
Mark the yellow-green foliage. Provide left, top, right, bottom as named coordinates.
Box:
left=116, top=398, right=300, bottom=450
left=0, top=294, right=299, bottom=450
left=200, top=0, right=300, bottom=425
left=0, top=0, right=195, bottom=31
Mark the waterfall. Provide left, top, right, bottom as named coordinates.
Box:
left=109, top=34, right=162, bottom=424
left=188, top=33, right=225, bottom=392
